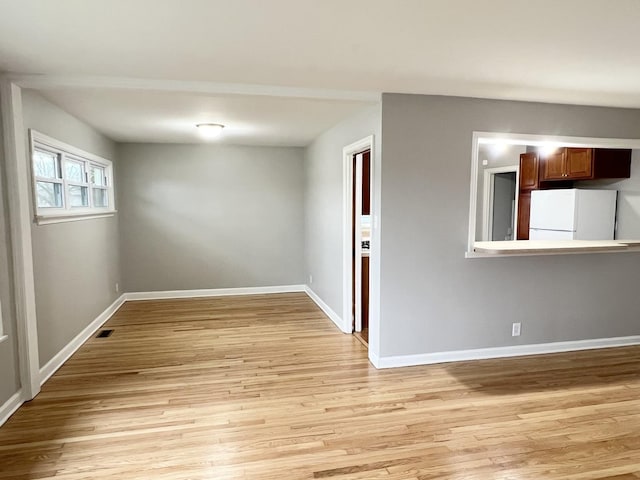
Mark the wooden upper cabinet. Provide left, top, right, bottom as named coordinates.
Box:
left=540, top=147, right=630, bottom=181
left=519, top=152, right=539, bottom=190
left=565, top=148, right=593, bottom=179
left=541, top=148, right=567, bottom=180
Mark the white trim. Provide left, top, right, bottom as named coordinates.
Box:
left=467, top=131, right=640, bottom=255
left=353, top=153, right=363, bottom=332
left=375, top=335, right=640, bottom=369
left=368, top=350, right=381, bottom=368
left=39, top=294, right=126, bottom=385
left=481, top=165, right=519, bottom=241
left=0, top=390, right=24, bottom=427
left=0, top=335, right=7, bottom=344
left=304, top=286, right=347, bottom=333
left=36, top=211, right=116, bottom=225
left=124, top=285, right=306, bottom=301
left=7, top=74, right=381, bottom=103
left=342, top=136, right=374, bottom=335
left=1, top=80, right=40, bottom=399
left=475, top=131, right=640, bottom=150
left=465, top=247, right=640, bottom=259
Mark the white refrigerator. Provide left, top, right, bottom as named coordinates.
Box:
left=529, top=189, right=617, bottom=240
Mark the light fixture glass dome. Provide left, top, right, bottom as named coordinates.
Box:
left=196, top=123, right=225, bottom=139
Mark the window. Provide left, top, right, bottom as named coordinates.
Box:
left=30, top=131, right=115, bottom=224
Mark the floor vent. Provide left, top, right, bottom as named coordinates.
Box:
left=96, top=329, right=113, bottom=338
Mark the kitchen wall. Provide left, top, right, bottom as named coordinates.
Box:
left=22, top=90, right=121, bottom=368
left=117, top=143, right=305, bottom=292
left=304, top=105, right=381, bottom=325
left=380, top=93, right=640, bottom=358
left=0, top=99, right=21, bottom=408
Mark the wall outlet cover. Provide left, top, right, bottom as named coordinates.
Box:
left=512, top=322, right=521, bottom=336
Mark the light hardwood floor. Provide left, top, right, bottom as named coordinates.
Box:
left=2, top=293, right=640, bottom=479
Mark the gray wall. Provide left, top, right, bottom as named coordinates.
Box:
left=117, top=143, right=305, bottom=292
left=380, top=93, right=640, bottom=357
left=22, top=90, right=121, bottom=367
left=0, top=100, right=21, bottom=406
left=304, top=106, right=381, bottom=318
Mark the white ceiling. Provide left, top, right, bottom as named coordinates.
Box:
left=3, top=0, right=640, bottom=144
left=33, top=88, right=375, bottom=146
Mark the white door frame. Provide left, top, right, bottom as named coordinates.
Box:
left=342, top=136, right=374, bottom=335
left=0, top=78, right=41, bottom=400
left=353, top=152, right=364, bottom=332
left=482, top=165, right=519, bottom=241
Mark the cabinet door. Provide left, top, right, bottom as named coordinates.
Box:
left=541, top=148, right=567, bottom=180
left=516, top=192, right=531, bottom=240
left=361, top=256, right=369, bottom=331
left=519, top=153, right=539, bottom=190
left=566, top=148, right=593, bottom=179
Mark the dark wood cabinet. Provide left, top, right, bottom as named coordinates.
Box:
left=362, top=150, right=371, bottom=215
left=540, top=148, right=630, bottom=181
left=361, top=256, right=369, bottom=333
left=517, top=153, right=539, bottom=240
left=516, top=191, right=531, bottom=240
left=566, top=148, right=593, bottom=178
left=519, top=152, right=539, bottom=190
left=541, top=149, right=567, bottom=180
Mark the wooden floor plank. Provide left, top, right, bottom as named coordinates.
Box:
left=1, top=293, right=640, bottom=479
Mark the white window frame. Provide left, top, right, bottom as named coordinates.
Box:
left=29, top=130, right=116, bottom=225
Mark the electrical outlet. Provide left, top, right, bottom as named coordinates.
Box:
left=115, top=283, right=119, bottom=293
left=512, top=322, right=521, bottom=337
left=309, top=275, right=313, bottom=284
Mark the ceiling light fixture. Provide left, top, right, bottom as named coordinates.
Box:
left=196, top=123, right=225, bottom=139
left=540, top=142, right=560, bottom=156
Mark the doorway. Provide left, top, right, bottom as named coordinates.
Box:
left=351, top=149, right=371, bottom=346
left=482, top=166, right=519, bottom=241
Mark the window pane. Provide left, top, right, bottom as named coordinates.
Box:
left=36, top=182, right=63, bottom=208
left=65, top=159, right=85, bottom=183
left=68, top=185, right=88, bottom=207
left=33, top=150, right=60, bottom=179
left=92, top=188, right=108, bottom=207
left=91, top=165, right=106, bottom=186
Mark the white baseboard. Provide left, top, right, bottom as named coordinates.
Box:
left=39, top=294, right=127, bottom=385
left=368, top=350, right=381, bottom=368
left=304, top=286, right=348, bottom=333
left=375, top=335, right=640, bottom=369
left=0, top=390, right=23, bottom=426
left=125, top=284, right=306, bottom=301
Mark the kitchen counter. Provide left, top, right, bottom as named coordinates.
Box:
left=472, top=240, right=640, bottom=256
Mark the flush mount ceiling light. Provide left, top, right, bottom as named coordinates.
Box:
left=196, top=123, right=225, bottom=139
